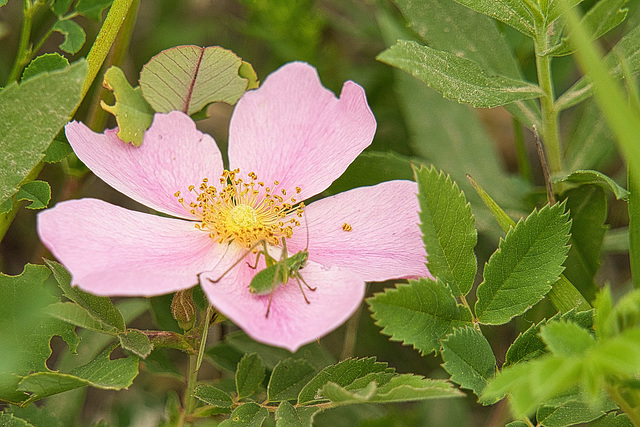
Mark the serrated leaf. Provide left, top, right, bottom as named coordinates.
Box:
left=75, top=0, right=113, bottom=21
left=319, top=375, right=462, bottom=405
left=562, top=185, right=607, bottom=302
left=52, top=20, right=86, bottom=54
left=391, top=0, right=540, bottom=126
left=45, top=259, right=126, bottom=331
left=415, top=166, right=477, bottom=296
left=546, top=0, right=628, bottom=57
left=275, top=401, right=317, bottom=427
left=378, top=40, right=543, bottom=108
left=15, top=180, right=50, bottom=210
left=0, top=265, right=78, bottom=404
left=589, top=412, right=633, bottom=426
left=0, top=61, right=86, bottom=205
left=5, top=404, right=64, bottom=427
left=100, top=66, right=154, bottom=146
left=451, top=0, right=535, bottom=36
left=367, top=278, right=473, bottom=355
left=43, top=301, right=117, bottom=334
left=0, top=413, right=34, bottom=426
left=219, top=403, right=268, bottom=427
left=475, top=203, right=572, bottom=325
left=267, top=359, right=316, bottom=403
left=18, top=346, right=138, bottom=403
left=505, top=310, right=593, bottom=366
left=236, top=353, right=266, bottom=399
left=193, top=384, right=233, bottom=407
left=139, top=45, right=251, bottom=114
left=118, top=329, right=153, bottom=358
left=441, top=327, right=496, bottom=397
left=297, top=358, right=394, bottom=405
left=22, top=54, right=69, bottom=81
left=540, top=321, right=596, bottom=357
left=555, top=170, right=629, bottom=200
left=219, top=331, right=335, bottom=371
left=43, top=137, right=73, bottom=163
left=556, top=25, right=640, bottom=111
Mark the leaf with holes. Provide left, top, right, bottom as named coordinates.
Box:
left=15, top=180, right=51, bottom=210
left=140, top=45, right=252, bottom=115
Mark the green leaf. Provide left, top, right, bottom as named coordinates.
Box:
left=505, top=310, right=593, bottom=365
left=22, top=53, right=69, bottom=81
left=325, top=151, right=414, bottom=196
left=0, top=413, right=34, bottom=426
left=236, top=353, right=266, bottom=399
left=536, top=397, right=617, bottom=427
left=556, top=25, right=640, bottom=111
left=139, top=45, right=251, bottom=114
left=275, top=401, right=317, bottom=427
left=17, top=346, right=138, bottom=403
left=0, top=265, right=78, bottom=404
left=319, top=375, right=462, bottom=405
left=51, top=0, right=72, bottom=16
left=441, top=327, right=496, bottom=397
left=562, top=185, right=607, bottom=302
left=451, top=0, right=535, bottom=36
left=52, top=20, right=86, bottom=54
left=590, top=412, right=633, bottom=427
left=193, top=384, right=233, bottom=407
left=555, top=170, right=629, bottom=200
left=43, top=301, right=118, bottom=334
left=74, top=0, right=113, bottom=21
left=546, top=0, right=629, bottom=57
left=377, top=12, right=531, bottom=241
left=539, top=321, right=596, bottom=357
left=368, top=278, right=473, bottom=355
left=219, top=403, right=268, bottom=427
left=298, top=358, right=394, bottom=405
left=0, top=60, right=86, bottom=205
left=14, top=180, right=50, bottom=210
left=565, top=102, right=617, bottom=172
left=220, top=331, right=335, bottom=371
left=597, top=288, right=640, bottom=339
left=475, top=203, right=572, bottom=325
left=267, top=358, right=316, bottom=403
left=44, top=259, right=126, bottom=331
left=118, top=329, right=153, bottom=358
left=100, top=66, right=154, bottom=146
left=415, top=166, right=477, bottom=296
left=378, top=41, right=543, bottom=109
left=42, top=137, right=73, bottom=164
left=5, top=404, right=64, bottom=427
left=389, top=0, right=540, bottom=126
left=547, top=0, right=584, bottom=24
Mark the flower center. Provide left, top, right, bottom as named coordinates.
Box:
left=175, top=169, right=304, bottom=248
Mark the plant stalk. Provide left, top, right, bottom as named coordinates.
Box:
left=6, top=1, right=36, bottom=83
left=534, top=27, right=563, bottom=175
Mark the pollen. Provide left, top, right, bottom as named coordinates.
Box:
left=177, top=169, right=304, bottom=248
left=342, top=223, right=352, bottom=232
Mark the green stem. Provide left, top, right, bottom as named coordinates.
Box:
left=6, top=1, right=35, bottom=83
left=0, top=162, right=44, bottom=242
left=82, top=0, right=135, bottom=99
left=534, top=27, right=563, bottom=175
left=607, top=385, right=640, bottom=427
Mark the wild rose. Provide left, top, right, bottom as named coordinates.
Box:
left=37, top=62, right=427, bottom=351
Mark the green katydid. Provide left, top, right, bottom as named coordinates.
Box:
left=208, top=220, right=315, bottom=318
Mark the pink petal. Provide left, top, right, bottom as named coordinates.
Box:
left=65, top=111, right=223, bottom=219
left=37, top=198, right=223, bottom=296
left=201, top=259, right=365, bottom=352
left=228, top=62, right=376, bottom=201
left=287, top=180, right=429, bottom=282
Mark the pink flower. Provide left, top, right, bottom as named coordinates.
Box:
left=37, top=62, right=427, bottom=352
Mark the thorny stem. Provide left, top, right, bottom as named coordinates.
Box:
left=534, top=24, right=563, bottom=175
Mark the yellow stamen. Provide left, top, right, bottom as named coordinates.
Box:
left=342, top=223, right=352, bottom=232
left=176, top=169, right=305, bottom=248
